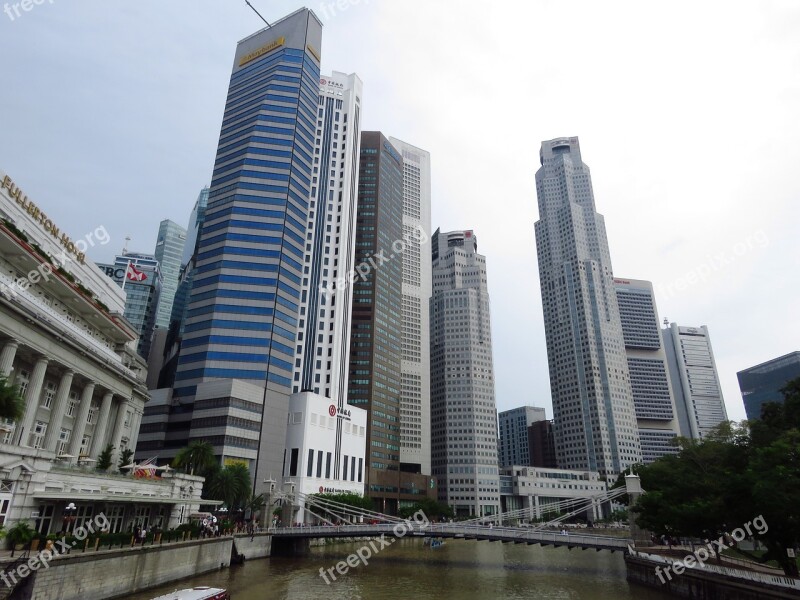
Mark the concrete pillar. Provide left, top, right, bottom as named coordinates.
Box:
left=0, top=339, right=19, bottom=376
left=90, top=391, right=114, bottom=457
left=109, top=398, right=130, bottom=465
left=67, top=382, right=95, bottom=461
left=43, top=370, right=75, bottom=452
left=128, top=409, right=142, bottom=452
left=16, top=357, right=49, bottom=446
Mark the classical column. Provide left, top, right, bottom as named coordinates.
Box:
left=43, top=370, right=75, bottom=452
left=89, top=391, right=114, bottom=457
left=0, top=340, right=19, bottom=376
left=109, top=398, right=131, bottom=466
left=16, top=357, right=49, bottom=446
left=128, top=409, right=143, bottom=453
left=67, top=382, right=95, bottom=461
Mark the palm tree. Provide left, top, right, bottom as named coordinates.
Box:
left=172, top=441, right=216, bottom=476
left=206, top=464, right=252, bottom=510
left=0, top=375, right=25, bottom=422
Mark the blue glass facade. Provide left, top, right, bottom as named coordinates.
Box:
left=174, top=12, right=322, bottom=398
left=738, top=351, right=800, bottom=420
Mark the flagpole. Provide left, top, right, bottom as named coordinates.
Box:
left=121, top=260, right=132, bottom=291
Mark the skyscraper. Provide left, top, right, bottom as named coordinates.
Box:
left=534, top=137, right=641, bottom=478
left=430, top=229, right=500, bottom=517
left=498, top=406, right=546, bottom=467
left=346, top=131, right=404, bottom=512
left=388, top=137, right=432, bottom=477
left=662, top=323, right=727, bottom=439
left=614, top=278, right=680, bottom=462
left=140, top=9, right=324, bottom=488
left=737, top=351, right=800, bottom=420
left=153, top=219, right=187, bottom=329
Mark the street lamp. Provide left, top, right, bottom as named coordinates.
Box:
left=63, top=502, right=77, bottom=533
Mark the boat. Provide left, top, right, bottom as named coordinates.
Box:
left=149, top=587, right=230, bottom=600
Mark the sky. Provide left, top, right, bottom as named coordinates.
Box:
left=1, top=0, right=798, bottom=422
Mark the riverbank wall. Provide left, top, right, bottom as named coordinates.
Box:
left=9, top=537, right=237, bottom=600
left=625, top=550, right=800, bottom=599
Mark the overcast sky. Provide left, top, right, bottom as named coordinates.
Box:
left=2, top=1, right=798, bottom=422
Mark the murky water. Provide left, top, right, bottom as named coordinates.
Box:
left=129, top=537, right=673, bottom=599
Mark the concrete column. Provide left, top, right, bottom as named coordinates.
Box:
left=0, top=340, right=19, bottom=376
left=43, top=370, right=75, bottom=452
left=128, top=409, right=142, bottom=453
left=16, top=357, right=49, bottom=446
left=89, top=391, right=114, bottom=457
left=109, top=398, right=131, bottom=465
left=67, top=382, right=95, bottom=461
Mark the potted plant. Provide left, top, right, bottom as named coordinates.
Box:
left=7, top=521, right=35, bottom=557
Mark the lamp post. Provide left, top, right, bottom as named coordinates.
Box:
left=63, top=502, right=77, bottom=533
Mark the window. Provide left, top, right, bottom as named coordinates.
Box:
left=80, top=434, right=91, bottom=456
left=289, top=448, right=299, bottom=477
left=325, top=452, right=332, bottom=479
left=31, top=421, right=47, bottom=449
left=124, top=410, right=132, bottom=428
left=57, top=428, right=71, bottom=456
left=66, top=392, right=79, bottom=417
left=87, top=403, right=98, bottom=424
left=306, top=449, right=314, bottom=477
left=41, top=382, right=56, bottom=409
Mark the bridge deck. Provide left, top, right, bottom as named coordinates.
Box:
left=271, top=524, right=631, bottom=552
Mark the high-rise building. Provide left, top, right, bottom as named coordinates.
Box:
left=498, top=406, right=546, bottom=467
left=738, top=351, right=800, bottom=420
left=181, top=187, right=209, bottom=268
left=662, top=323, right=727, bottom=439
left=430, top=228, right=500, bottom=517
left=98, top=253, right=162, bottom=360
left=388, top=137, right=432, bottom=477
left=614, top=278, right=680, bottom=463
left=153, top=219, right=187, bottom=329
left=138, top=9, right=324, bottom=491
left=534, top=137, right=641, bottom=478
left=527, top=420, right=557, bottom=468
left=346, top=131, right=405, bottom=513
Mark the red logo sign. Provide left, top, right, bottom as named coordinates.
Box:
left=320, top=78, right=327, bottom=85
left=328, top=405, right=336, bottom=417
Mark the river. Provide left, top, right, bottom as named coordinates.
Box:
left=129, top=537, right=673, bottom=600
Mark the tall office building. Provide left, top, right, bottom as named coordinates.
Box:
left=153, top=219, right=187, bottom=329
left=98, top=253, right=162, bottom=360
left=388, top=137, right=432, bottom=477
left=139, top=9, right=324, bottom=490
left=182, top=187, right=209, bottom=269
left=662, top=323, right=727, bottom=439
left=346, top=132, right=404, bottom=512
left=527, top=420, right=557, bottom=468
left=293, top=71, right=362, bottom=404
left=738, top=351, right=800, bottom=420
left=614, top=278, right=680, bottom=462
left=534, top=137, right=641, bottom=478
left=430, top=229, right=500, bottom=517
left=498, top=406, right=546, bottom=467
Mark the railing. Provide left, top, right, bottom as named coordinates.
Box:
left=0, top=271, right=135, bottom=377
left=629, top=548, right=800, bottom=590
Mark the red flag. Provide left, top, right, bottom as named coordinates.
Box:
left=126, top=263, right=147, bottom=282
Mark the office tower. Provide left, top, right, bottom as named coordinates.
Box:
left=662, top=323, right=727, bottom=439
left=534, top=137, right=641, bottom=478
left=388, top=137, right=432, bottom=477
left=430, top=228, right=500, bottom=517
left=140, top=9, right=324, bottom=488
left=98, top=253, right=162, bottom=360
left=527, top=420, right=557, bottom=468
left=738, top=352, right=800, bottom=420
left=346, top=132, right=404, bottom=512
left=498, top=406, right=546, bottom=467
left=614, top=278, right=680, bottom=462
left=293, top=71, right=362, bottom=403
left=153, top=219, right=187, bottom=329
left=182, top=187, right=209, bottom=268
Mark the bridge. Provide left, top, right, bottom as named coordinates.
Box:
left=265, top=484, right=632, bottom=554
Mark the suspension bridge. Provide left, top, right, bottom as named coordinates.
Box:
left=264, top=484, right=632, bottom=553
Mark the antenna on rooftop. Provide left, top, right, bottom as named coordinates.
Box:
left=123, top=235, right=131, bottom=255
left=244, top=0, right=271, bottom=27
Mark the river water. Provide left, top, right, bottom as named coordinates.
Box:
left=129, top=537, right=673, bottom=600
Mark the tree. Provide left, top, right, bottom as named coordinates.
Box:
left=399, top=497, right=453, bottom=520
left=631, top=378, right=800, bottom=577
left=7, top=521, right=35, bottom=557
left=205, top=464, right=252, bottom=510
left=0, top=375, right=25, bottom=422
left=118, top=448, right=134, bottom=471
left=173, top=440, right=216, bottom=476
left=96, top=444, right=114, bottom=471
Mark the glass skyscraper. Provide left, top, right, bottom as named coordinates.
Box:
left=153, top=219, right=187, bottom=329
left=738, top=351, right=800, bottom=420
left=534, top=137, right=642, bottom=478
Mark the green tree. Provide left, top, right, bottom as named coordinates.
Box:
left=118, top=448, right=134, bottom=471
left=399, top=497, right=454, bottom=520
left=205, top=464, right=252, bottom=510
left=0, top=375, right=25, bottom=422
left=173, top=440, right=217, bottom=476
left=7, top=521, right=35, bottom=557
left=313, top=492, right=374, bottom=512
left=631, top=378, right=800, bottom=577
left=96, top=443, right=114, bottom=471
